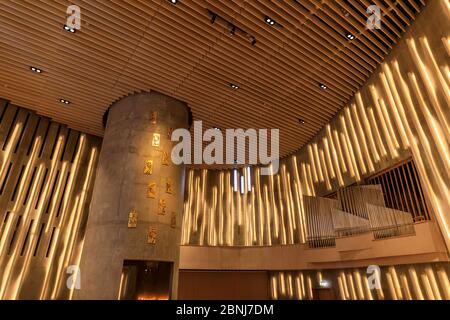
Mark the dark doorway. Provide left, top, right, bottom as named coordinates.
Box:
left=119, top=260, right=173, bottom=300
left=312, top=288, right=336, bottom=300
left=178, top=270, right=269, bottom=300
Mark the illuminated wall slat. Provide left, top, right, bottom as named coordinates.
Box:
left=0, top=101, right=100, bottom=299
left=270, top=262, right=450, bottom=300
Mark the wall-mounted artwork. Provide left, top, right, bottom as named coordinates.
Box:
left=147, top=226, right=157, bottom=244
left=166, top=178, right=173, bottom=194
left=150, top=111, right=157, bottom=124
left=158, top=199, right=167, bottom=215
left=128, top=209, right=138, bottom=228
left=147, top=183, right=157, bottom=199
left=152, top=133, right=161, bottom=147
left=170, top=212, right=176, bottom=229
left=162, top=151, right=169, bottom=166
left=144, top=160, right=153, bottom=175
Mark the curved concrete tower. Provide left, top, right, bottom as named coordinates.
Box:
left=76, top=91, right=190, bottom=299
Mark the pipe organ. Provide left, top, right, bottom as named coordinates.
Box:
left=303, top=184, right=418, bottom=247
left=367, top=204, right=415, bottom=239
left=304, top=196, right=339, bottom=248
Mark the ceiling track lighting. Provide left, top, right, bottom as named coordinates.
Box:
left=230, top=24, right=236, bottom=35
left=210, top=13, right=217, bottom=24
left=207, top=9, right=257, bottom=47
left=298, top=118, right=306, bottom=124
left=59, top=98, right=71, bottom=105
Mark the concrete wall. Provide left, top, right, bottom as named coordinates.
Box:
left=75, top=92, right=190, bottom=299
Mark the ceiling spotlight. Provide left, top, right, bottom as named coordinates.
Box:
left=63, top=24, right=76, bottom=33
left=298, top=118, right=306, bottom=124
left=210, top=13, right=217, bottom=24
left=346, top=33, right=355, bottom=40
left=30, top=66, right=42, bottom=73
left=230, top=83, right=240, bottom=90
left=264, top=16, right=276, bottom=26
left=250, top=36, right=257, bottom=46
left=230, top=24, right=236, bottom=35
left=168, top=0, right=178, bottom=4
left=213, top=127, right=221, bottom=131
left=59, top=99, right=71, bottom=105
left=319, top=83, right=328, bottom=90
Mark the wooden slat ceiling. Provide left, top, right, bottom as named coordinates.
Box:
left=0, top=0, right=426, bottom=168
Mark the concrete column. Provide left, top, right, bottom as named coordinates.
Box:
left=75, top=91, right=190, bottom=299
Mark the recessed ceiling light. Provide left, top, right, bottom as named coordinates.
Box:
left=168, top=0, right=178, bottom=4
left=298, top=118, right=306, bottom=124
left=63, top=24, right=76, bottom=33
left=230, top=83, right=240, bottom=90
left=213, top=127, right=221, bottom=131
left=264, top=16, right=276, bottom=26
left=346, top=33, right=355, bottom=40
left=59, top=99, right=71, bottom=105
left=319, top=83, right=328, bottom=90
left=30, top=66, right=43, bottom=73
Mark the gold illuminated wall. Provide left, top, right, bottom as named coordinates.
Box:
left=270, top=262, right=450, bottom=300
left=0, top=99, right=100, bottom=299
left=182, top=0, right=450, bottom=251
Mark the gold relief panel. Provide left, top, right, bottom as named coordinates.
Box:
left=166, top=178, right=173, bottom=194
left=147, top=226, right=157, bottom=244
left=152, top=133, right=161, bottom=147
left=161, top=151, right=169, bottom=166
left=143, top=160, right=153, bottom=175
left=158, top=198, right=167, bottom=215
left=147, top=182, right=157, bottom=199
left=128, top=209, right=138, bottom=228
left=170, top=212, right=176, bottom=229
left=150, top=111, right=157, bottom=124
